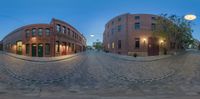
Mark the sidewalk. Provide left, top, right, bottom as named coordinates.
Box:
left=0, top=51, right=82, bottom=62
left=102, top=52, right=174, bottom=62
left=0, top=94, right=200, bottom=99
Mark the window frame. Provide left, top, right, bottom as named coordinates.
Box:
left=135, top=38, right=140, bottom=49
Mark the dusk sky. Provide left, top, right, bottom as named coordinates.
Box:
left=0, top=0, right=199, bottom=45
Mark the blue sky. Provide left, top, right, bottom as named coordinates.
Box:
left=0, top=0, right=199, bottom=45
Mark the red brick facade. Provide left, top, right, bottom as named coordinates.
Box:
left=103, top=13, right=169, bottom=56
left=2, top=18, right=86, bottom=57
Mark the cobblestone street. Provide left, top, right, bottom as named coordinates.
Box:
left=0, top=50, right=200, bottom=99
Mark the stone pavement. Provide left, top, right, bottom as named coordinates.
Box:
left=0, top=50, right=200, bottom=98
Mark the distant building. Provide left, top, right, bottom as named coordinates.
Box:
left=2, top=18, right=86, bottom=57
left=103, top=13, right=172, bottom=56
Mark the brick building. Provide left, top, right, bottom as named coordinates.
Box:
left=103, top=13, right=170, bottom=56
left=2, top=18, right=86, bottom=57
left=0, top=40, right=3, bottom=51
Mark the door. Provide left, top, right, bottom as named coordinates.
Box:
left=148, top=37, right=159, bottom=56
left=16, top=41, right=22, bottom=55
left=38, top=44, right=43, bottom=57
left=62, top=42, right=66, bottom=55
left=32, top=44, right=37, bottom=57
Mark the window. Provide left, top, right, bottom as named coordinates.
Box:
left=135, top=23, right=140, bottom=30
left=72, top=43, right=74, bottom=51
left=73, top=31, right=75, bottom=38
left=112, top=21, right=114, bottom=25
left=135, top=38, right=140, bottom=48
left=111, top=28, right=114, bottom=35
left=118, top=40, right=121, bottom=49
left=38, top=28, right=43, bottom=36
left=112, top=42, right=115, bottom=49
left=25, top=30, right=30, bottom=38
left=55, top=41, right=60, bottom=53
left=46, top=28, right=50, bottom=36
left=151, top=23, right=156, bottom=31
left=118, top=25, right=121, bottom=32
left=26, top=44, right=30, bottom=54
left=135, top=16, right=140, bottom=20
left=68, top=28, right=70, bottom=36
left=62, top=26, right=66, bottom=34
left=45, top=43, right=50, bottom=55
left=118, top=17, right=121, bottom=22
left=56, top=24, right=61, bottom=32
left=108, top=43, right=110, bottom=49
left=32, top=28, right=36, bottom=37
left=152, top=17, right=156, bottom=21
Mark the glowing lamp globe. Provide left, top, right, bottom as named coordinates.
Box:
left=184, top=14, right=197, bottom=21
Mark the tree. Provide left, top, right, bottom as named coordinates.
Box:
left=93, top=39, right=103, bottom=51
left=153, top=14, right=194, bottom=50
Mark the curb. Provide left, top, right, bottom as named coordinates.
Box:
left=1, top=51, right=84, bottom=62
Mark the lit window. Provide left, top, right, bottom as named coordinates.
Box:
left=112, top=42, right=115, bottom=49
left=16, top=41, right=22, bottom=55
left=135, top=38, right=140, bottom=48
left=55, top=41, right=60, bottom=53
left=135, top=23, right=140, bottom=30
left=38, top=28, right=43, bottom=36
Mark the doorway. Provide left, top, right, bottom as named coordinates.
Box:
left=38, top=43, right=43, bottom=57
left=32, top=44, right=37, bottom=57
left=16, top=41, right=22, bottom=55
left=62, top=42, right=66, bottom=55
left=148, top=37, right=159, bottom=56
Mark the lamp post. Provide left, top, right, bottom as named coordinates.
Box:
left=184, top=14, right=199, bottom=50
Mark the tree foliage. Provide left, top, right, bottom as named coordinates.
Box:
left=153, top=14, right=194, bottom=49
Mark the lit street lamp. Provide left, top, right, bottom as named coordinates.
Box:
left=90, top=35, right=94, bottom=37
left=184, top=14, right=197, bottom=21
left=184, top=14, right=200, bottom=50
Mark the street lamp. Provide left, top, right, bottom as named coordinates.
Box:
left=184, top=14, right=199, bottom=50
left=184, top=14, right=197, bottom=21
left=90, top=35, right=94, bottom=37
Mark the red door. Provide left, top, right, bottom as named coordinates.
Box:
left=148, top=37, right=159, bottom=56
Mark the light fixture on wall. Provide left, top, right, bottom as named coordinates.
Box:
left=143, top=38, right=146, bottom=43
